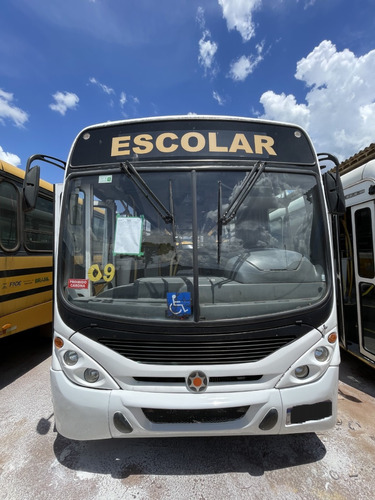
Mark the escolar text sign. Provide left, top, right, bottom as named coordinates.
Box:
left=70, top=119, right=315, bottom=166
left=111, top=131, right=277, bottom=158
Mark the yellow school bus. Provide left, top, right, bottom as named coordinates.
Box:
left=0, top=160, right=53, bottom=338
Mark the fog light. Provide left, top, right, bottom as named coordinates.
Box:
left=295, top=365, right=309, bottom=379
left=259, top=408, right=278, bottom=431
left=63, top=350, right=79, bottom=366
left=315, top=346, right=329, bottom=362
left=84, top=368, right=100, bottom=383
left=113, top=412, right=133, bottom=434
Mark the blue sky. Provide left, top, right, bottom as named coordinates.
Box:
left=1, top=0, right=375, bottom=184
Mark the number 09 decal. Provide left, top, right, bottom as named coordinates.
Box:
left=87, top=263, right=115, bottom=283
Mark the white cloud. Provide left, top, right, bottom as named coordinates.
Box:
left=229, top=44, right=264, bottom=81
left=120, top=94, right=140, bottom=118
left=213, top=91, right=225, bottom=106
left=303, top=0, right=317, bottom=9
left=198, top=30, right=218, bottom=76
left=120, top=92, right=127, bottom=107
left=0, top=146, right=21, bottom=165
left=196, top=8, right=218, bottom=77
left=89, top=77, right=115, bottom=95
left=49, top=91, right=79, bottom=115
left=196, top=6, right=206, bottom=30
left=218, top=0, right=262, bottom=42
left=260, top=40, right=375, bottom=160
left=260, top=91, right=310, bottom=128
left=0, top=89, right=29, bottom=127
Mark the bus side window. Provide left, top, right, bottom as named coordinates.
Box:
left=355, top=207, right=374, bottom=278
left=0, top=180, right=19, bottom=251
left=24, top=194, right=54, bottom=252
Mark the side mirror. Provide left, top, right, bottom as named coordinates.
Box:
left=23, top=164, right=40, bottom=212
left=318, top=153, right=345, bottom=216
left=323, top=170, right=345, bottom=215
left=22, top=154, right=66, bottom=212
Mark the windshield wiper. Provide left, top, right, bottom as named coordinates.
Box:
left=120, top=161, right=174, bottom=224
left=217, top=161, right=265, bottom=263
left=217, top=180, right=223, bottom=264
left=169, top=179, right=176, bottom=240
left=220, top=161, right=266, bottom=225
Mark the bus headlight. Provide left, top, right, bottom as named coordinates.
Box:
left=63, top=350, right=79, bottom=366
left=54, top=335, right=119, bottom=390
left=276, top=336, right=338, bottom=388
left=294, top=365, right=309, bottom=379
left=84, top=368, right=100, bottom=383
left=314, top=346, right=330, bottom=362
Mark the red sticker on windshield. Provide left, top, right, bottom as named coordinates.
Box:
left=68, top=279, right=89, bottom=289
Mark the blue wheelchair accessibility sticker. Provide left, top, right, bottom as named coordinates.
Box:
left=167, top=292, right=192, bottom=318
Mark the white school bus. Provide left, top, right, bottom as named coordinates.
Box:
left=337, top=144, right=375, bottom=367
left=25, top=116, right=344, bottom=440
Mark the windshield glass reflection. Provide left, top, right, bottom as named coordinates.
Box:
left=60, top=167, right=327, bottom=322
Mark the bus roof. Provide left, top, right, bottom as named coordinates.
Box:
left=76, top=114, right=309, bottom=131
left=341, top=158, right=375, bottom=189
left=0, top=159, right=54, bottom=192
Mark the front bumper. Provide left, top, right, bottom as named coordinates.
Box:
left=51, top=365, right=338, bottom=440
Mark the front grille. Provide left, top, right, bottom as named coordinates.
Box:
left=142, top=406, right=249, bottom=424
left=134, top=375, right=262, bottom=383
left=98, top=335, right=296, bottom=365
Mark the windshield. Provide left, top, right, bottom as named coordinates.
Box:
left=59, top=166, right=328, bottom=323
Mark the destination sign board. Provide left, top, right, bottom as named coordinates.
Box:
left=70, top=118, right=315, bottom=166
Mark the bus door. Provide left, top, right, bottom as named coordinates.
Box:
left=351, top=201, right=375, bottom=362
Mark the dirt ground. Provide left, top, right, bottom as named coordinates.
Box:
left=0, top=330, right=374, bottom=500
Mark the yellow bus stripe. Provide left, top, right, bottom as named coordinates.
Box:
left=0, top=255, right=52, bottom=271
left=1, top=290, right=53, bottom=316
